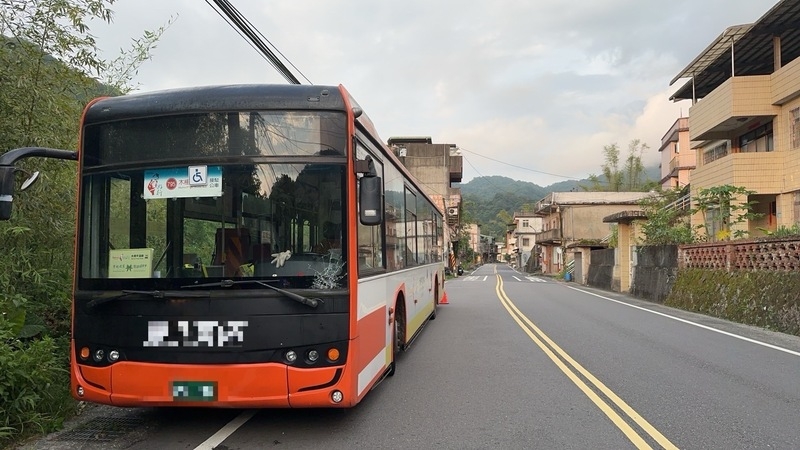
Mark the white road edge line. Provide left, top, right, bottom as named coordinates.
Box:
left=564, top=285, right=800, bottom=358
left=513, top=276, right=522, bottom=281
left=194, top=409, right=257, bottom=450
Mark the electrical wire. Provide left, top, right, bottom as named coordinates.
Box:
left=208, top=0, right=302, bottom=84
left=234, top=4, right=312, bottom=84
left=458, top=146, right=580, bottom=181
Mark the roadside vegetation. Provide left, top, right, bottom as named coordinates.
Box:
left=638, top=184, right=800, bottom=336
left=0, top=1, right=168, bottom=446
left=667, top=269, right=800, bottom=336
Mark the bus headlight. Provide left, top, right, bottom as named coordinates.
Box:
left=285, top=350, right=297, bottom=363
left=108, top=350, right=120, bottom=362
left=93, top=349, right=105, bottom=362
left=331, top=390, right=343, bottom=404
left=307, top=350, right=319, bottom=363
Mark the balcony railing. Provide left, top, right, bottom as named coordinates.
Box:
left=535, top=228, right=561, bottom=243
left=669, top=155, right=696, bottom=173
left=665, top=194, right=691, bottom=213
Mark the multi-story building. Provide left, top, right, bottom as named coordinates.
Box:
left=387, top=136, right=463, bottom=268
left=495, top=241, right=507, bottom=263
left=482, top=234, right=496, bottom=263
left=658, top=117, right=695, bottom=190
left=464, top=223, right=481, bottom=263
left=669, top=0, right=800, bottom=238
left=511, top=211, right=542, bottom=271
left=504, top=228, right=516, bottom=265
left=533, top=192, right=651, bottom=278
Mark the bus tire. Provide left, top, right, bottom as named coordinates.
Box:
left=388, top=300, right=405, bottom=377
left=430, top=281, right=438, bottom=320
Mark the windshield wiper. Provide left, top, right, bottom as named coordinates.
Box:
left=86, top=290, right=210, bottom=309
left=182, top=279, right=321, bottom=308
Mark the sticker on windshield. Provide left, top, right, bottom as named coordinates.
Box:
left=109, top=248, right=154, bottom=278
left=143, top=166, right=222, bottom=199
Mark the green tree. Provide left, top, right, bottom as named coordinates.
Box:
left=584, top=143, right=622, bottom=191
left=484, top=209, right=513, bottom=242
left=583, top=140, right=653, bottom=192
left=0, top=1, right=168, bottom=445
left=638, top=188, right=695, bottom=245
left=624, top=139, right=648, bottom=190
left=692, top=185, right=762, bottom=241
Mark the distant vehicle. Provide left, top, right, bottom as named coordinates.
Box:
left=457, top=265, right=464, bottom=275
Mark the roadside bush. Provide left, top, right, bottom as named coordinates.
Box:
left=666, top=268, right=800, bottom=336
left=0, top=320, right=75, bottom=447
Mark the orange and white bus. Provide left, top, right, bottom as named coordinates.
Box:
left=49, top=84, right=446, bottom=408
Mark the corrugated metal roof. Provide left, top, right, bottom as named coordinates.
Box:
left=671, top=0, right=800, bottom=101
left=670, top=24, right=753, bottom=86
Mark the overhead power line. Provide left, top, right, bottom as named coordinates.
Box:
left=458, top=147, right=580, bottom=181
left=207, top=0, right=311, bottom=84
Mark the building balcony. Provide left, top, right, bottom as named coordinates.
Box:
left=771, top=55, right=800, bottom=105
left=534, top=228, right=561, bottom=244
left=689, top=75, right=778, bottom=141
left=669, top=154, right=696, bottom=173
left=692, top=151, right=785, bottom=193
left=449, top=155, right=463, bottom=183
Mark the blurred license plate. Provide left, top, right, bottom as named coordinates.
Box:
left=171, top=381, right=218, bottom=401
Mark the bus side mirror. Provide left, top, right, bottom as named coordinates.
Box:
left=359, top=175, right=382, bottom=225
left=0, top=166, right=16, bottom=220
left=0, top=167, right=41, bottom=220
left=0, top=147, right=76, bottom=220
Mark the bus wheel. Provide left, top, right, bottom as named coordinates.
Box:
left=430, top=283, right=438, bottom=320
left=388, top=302, right=404, bottom=377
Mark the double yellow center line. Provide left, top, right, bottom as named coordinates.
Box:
left=495, top=275, right=678, bottom=450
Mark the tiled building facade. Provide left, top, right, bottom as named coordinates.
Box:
left=670, top=0, right=800, bottom=238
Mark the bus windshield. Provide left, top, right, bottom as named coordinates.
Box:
left=78, top=111, right=348, bottom=291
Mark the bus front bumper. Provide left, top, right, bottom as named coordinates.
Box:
left=72, top=357, right=351, bottom=408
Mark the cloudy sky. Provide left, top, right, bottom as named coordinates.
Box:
left=91, top=0, right=773, bottom=186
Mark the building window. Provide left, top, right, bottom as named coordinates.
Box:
left=522, top=220, right=529, bottom=228
left=791, top=108, right=800, bottom=149
left=522, top=238, right=530, bottom=247
left=703, top=141, right=729, bottom=165
left=738, top=122, right=773, bottom=153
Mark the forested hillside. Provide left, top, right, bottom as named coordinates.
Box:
left=457, top=165, right=659, bottom=240
left=0, top=3, right=164, bottom=446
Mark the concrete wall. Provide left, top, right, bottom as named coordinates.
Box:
left=630, top=245, right=678, bottom=303
left=587, top=248, right=615, bottom=291
left=561, top=205, right=626, bottom=242
left=397, top=143, right=451, bottom=203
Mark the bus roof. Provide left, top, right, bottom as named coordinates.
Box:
left=83, top=84, right=349, bottom=124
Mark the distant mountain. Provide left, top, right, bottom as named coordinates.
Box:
left=456, top=176, right=549, bottom=202
left=454, top=166, right=661, bottom=240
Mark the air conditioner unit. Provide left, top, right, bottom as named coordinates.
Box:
left=447, top=207, right=458, bottom=216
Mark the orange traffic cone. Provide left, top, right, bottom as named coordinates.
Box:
left=440, top=291, right=449, bottom=305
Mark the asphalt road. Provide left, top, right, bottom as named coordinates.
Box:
left=18, top=263, right=800, bottom=449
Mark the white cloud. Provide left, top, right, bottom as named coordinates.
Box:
left=90, top=0, right=774, bottom=187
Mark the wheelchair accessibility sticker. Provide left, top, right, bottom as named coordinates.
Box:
left=144, top=166, right=222, bottom=199
left=189, top=165, right=208, bottom=186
